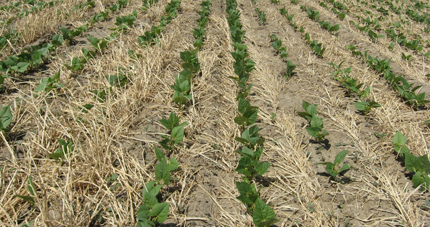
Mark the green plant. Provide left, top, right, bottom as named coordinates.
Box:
left=88, top=35, right=108, bottom=53
left=392, top=132, right=430, bottom=191
left=402, top=52, right=412, bottom=60
left=234, top=98, right=258, bottom=129
left=154, top=147, right=179, bottom=186
left=106, top=72, right=129, bottom=87
left=60, top=25, right=87, bottom=43
left=235, top=146, right=271, bottom=181
left=318, top=21, right=340, bottom=32
left=235, top=125, right=265, bottom=149
left=307, top=8, right=320, bottom=21
left=115, top=9, right=137, bottom=28
left=285, top=60, right=296, bottom=78
left=310, top=40, right=325, bottom=57
left=255, top=8, right=266, bottom=25
left=180, top=50, right=200, bottom=74
left=48, top=138, right=74, bottom=165
left=298, top=101, right=328, bottom=142
left=65, top=57, right=85, bottom=71
left=291, top=0, right=298, bottom=5
left=316, top=150, right=350, bottom=180
left=34, top=71, right=64, bottom=93
left=136, top=181, right=170, bottom=226
left=158, top=112, right=187, bottom=151
left=0, top=105, right=12, bottom=133
left=14, top=176, right=36, bottom=205
left=354, top=101, right=381, bottom=114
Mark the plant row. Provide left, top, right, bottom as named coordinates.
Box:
left=346, top=44, right=429, bottom=109
left=392, top=131, right=430, bottom=191
left=172, top=0, right=212, bottom=109
left=279, top=7, right=326, bottom=58
left=0, top=0, right=131, bottom=84
left=268, top=34, right=296, bottom=78
left=328, top=61, right=381, bottom=115
left=299, top=6, right=340, bottom=33
left=138, top=0, right=182, bottom=46
left=136, top=1, right=212, bottom=226
left=226, top=0, right=278, bottom=226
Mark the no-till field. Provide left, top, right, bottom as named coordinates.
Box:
left=1, top=0, right=430, bottom=226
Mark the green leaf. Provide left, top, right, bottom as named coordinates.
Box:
left=255, top=162, right=271, bottom=175
left=154, top=147, right=166, bottom=162
left=236, top=156, right=252, bottom=176
left=0, top=105, right=12, bottom=132
left=235, top=181, right=258, bottom=208
left=149, top=203, right=169, bottom=223
left=168, top=158, right=179, bottom=171
left=354, top=101, right=368, bottom=111
left=334, top=150, right=349, bottom=166
left=16, top=62, right=30, bottom=73
left=412, top=171, right=430, bottom=191
left=155, top=159, right=170, bottom=186
left=234, top=116, right=249, bottom=126
left=171, top=124, right=186, bottom=145
left=14, top=195, right=35, bottom=205
left=404, top=153, right=430, bottom=174
left=253, top=198, right=278, bottom=227
left=393, top=131, right=407, bottom=153
left=27, top=176, right=36, bottom=196
left=325, top=162, right=337, bottom=178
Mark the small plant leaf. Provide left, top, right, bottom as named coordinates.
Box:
left=334, top=150, right=349, bottom=166
left=149, top=202, right=170, bottom=223
left=253, top=198, right=278, bottom=227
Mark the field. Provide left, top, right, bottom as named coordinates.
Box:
left=1, top=0, right=430, bottom=226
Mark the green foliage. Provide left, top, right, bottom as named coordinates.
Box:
left=298, top=101, right=328, bottom=142
left=91, top=10, right=109, bottom=24
left=234, top=98, right=258, bottom=128
left=136, top=181, right=170, bottom=226
left=402, top=52, right=412, bottom=60
left=115, top=9, right=137, bottom=27
left=14, top=176, right=36, bottom=205
left=235, top=125, right=265, bottom=149
left=236, top=146, right=271, bottom=180
left=60, top=25, right=87, bottom=43
left=230, top=43, right=255, bottom=89
left=65, top=57, right=85, bottom=71
left=154, top=147, right=179, bottom=186
left=0, top=43, right=54, bottom=75
left=142, top=0, right=159, bottom=10
left=318, top=21, right=340, bottom=32
left=392, top=132, right=430, bottom=191
left=48, top=138, right=74, bottom=165
left=138, top=26, right=162, bottom=46
left=307, top=8, right=320, bottom=21
left=310, top=40, right=326, bottom=57
left=0, top=105, right=12, bottom=133
left=88, top=35, right=108, bottom=53
left=316, top=150, right=350, bottom=180
left=106, top=71, right=129, bottom=87
left=34, top=71, right=64, bottom=93
left=180, top=50, right=200, bottom=74
left=354, top=101, right=381, bottom=114
left=253, top=198, right=278, bottom=227
left=158, top=112, right=187, bottom=151
left=255, top=8, right=266, bottom=25
left=285, top=61, right=296, bottom=78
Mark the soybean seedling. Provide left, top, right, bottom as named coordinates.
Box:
left=316, top=150, right=350, bottom=181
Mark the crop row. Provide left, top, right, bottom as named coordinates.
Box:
left=226, top=0, right=278, bottom=226
left=135, top=1, right=212, bottom=226
left=271, top=0, right=429, bottom=191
